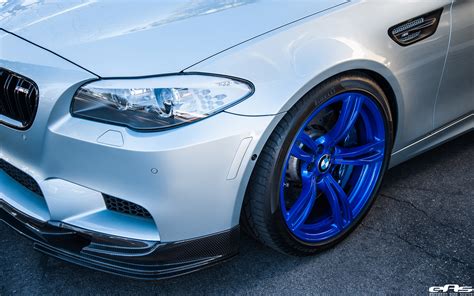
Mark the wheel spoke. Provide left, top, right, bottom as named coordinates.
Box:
left=327, top=95, right=364, bottom=145
left=290, top=145, right=313, bottom=163
left=286, top=176, right=317, bottom=231
left=320, top=175, right=352, bottom=229
left=296, top=131, right=319, bottom=154
left=333, top=139, right=385, bottom=166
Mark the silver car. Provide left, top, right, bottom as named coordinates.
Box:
left=0, top=0, right=473, bottom=279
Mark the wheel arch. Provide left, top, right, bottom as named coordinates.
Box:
left=277, top=63, right=402, bottom=143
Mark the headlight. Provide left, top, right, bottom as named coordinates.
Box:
left=71, top=74, right=253, bottom=130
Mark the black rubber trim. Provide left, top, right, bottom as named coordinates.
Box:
left=0, top=201, right=239, bottom=280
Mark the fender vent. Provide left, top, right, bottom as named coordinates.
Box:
left=389, top=8, right=443, bottom=46
left=103, top=194, right=152, bottom=219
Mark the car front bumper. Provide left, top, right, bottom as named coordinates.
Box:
left=0, top=108, right=276, bottom=278
left=0, top=29, right=283, bottom=278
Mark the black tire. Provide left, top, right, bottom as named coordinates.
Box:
left=241, top=71, right=394, bottom=255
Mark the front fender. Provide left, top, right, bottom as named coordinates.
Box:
left=186, top=0, right=450, bottom=153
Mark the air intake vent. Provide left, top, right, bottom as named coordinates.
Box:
left=0, top=159, right=44, bottom=197
left=103, top=194, right=152, bottom=219
left=0, top=68, right=39, bottom=129
left=388, top=8, right=443, bottom=46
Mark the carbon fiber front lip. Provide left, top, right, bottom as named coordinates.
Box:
left=0, top=201, right=239, bottom=280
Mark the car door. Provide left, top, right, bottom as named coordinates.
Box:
left=434, top=0, right=474, bottom=128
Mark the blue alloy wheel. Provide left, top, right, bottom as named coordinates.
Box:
left=242, top=73, right=393, bottom=254
left=279, top=92, right=386, bottom=243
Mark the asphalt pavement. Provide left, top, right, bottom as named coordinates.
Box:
left=1, top=132, right=473, bottom=295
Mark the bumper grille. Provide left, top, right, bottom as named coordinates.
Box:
left=0, top=68, right=39, bottom=129
left=0, top=159, right=44, bottom=197
left=103, top=194, right=152, bottom=219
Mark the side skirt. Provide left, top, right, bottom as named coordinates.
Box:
left=389, top=113, right=473, bottom=168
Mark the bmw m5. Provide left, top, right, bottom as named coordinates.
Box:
left=0, top=0, right=473, bottom=279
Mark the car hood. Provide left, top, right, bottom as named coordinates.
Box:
left=0, top=0, right=346, bottom=77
